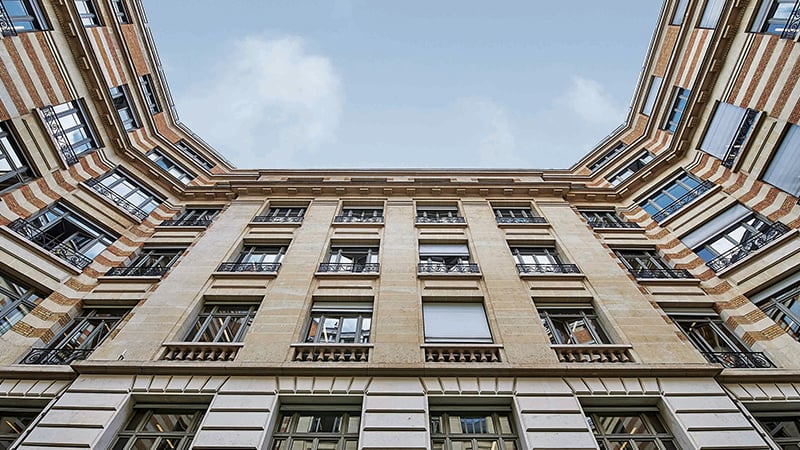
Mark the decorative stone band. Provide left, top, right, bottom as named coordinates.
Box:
left=552, top=344, right=635, bottom=363
left=290, top=344, right=371, bottom=362
left=423, top=344, right=502, bottom=363
left=161, top=342, right=244, bottom=361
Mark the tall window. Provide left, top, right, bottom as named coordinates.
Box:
left=752, top=0, right=800, bottom=38
left=758, top=282, right=800, bottom=342
left=762, top=123, right=800, bottom=197
left=423, top=302, right=492, bottom=343
left=493, top=207, right=543, bottom=224
left=538, top=305, right=610, bottom=345
left=88, top=170, right=162, bottom=220
left=175, top=140, right=214, bottom=171
left=74, top=0, right=100, bottom=26
left=0, top=121, right=34, bottom=193
left=111, top=406, right=206, bottom=450
left=752, top=410, right=800, bottom=448
left=0, top=271, right=43, bottom=336
left=334, top=206, right=383, bottom=223
left=50, top=100, right=98, bottom=155
left=430, top=410, right=518, bottom=450
left=161, top=208, right=219, bottom=227
left=306, top=302, right=372, bottom=344
left=700, top=102, right=758, bottom=167
left=608, top=151, right=654, bottom=186
left=255, top=206, right=306, bottom=223
left=585, top=408, right=678, bottom=449
left=321, top=246, right=379, bottom=273
left=511, top=247, right=579, bottom=274
left=588, top=142, right=627, bottom=172
left=23, top=307, right=129, bottom=364
left=640, top=171, right=711, bottom=222
left=218, top=245, right=284, bottom=272
left=0, top=406, right=41, bottom=448
left=107, top=248, right=183, bottom=277
left=110, top=85, right=139, bottom=131
left=641, top=76, right=663, bottom=116
left=183, top=301, right=259, bottom=343
left=615, top=249, right=692, bottom=279
left=418, top=243, right=478, bottom=273
left=138, top=74, right=160, bottom=113
left=699, top=0, right=725, bottom=28
left=270, top=409, right=360, bottom=450
left=0, top=0, right=48, bottom=34
left=111, top=0, right=129, bottom=23
left=580, top=209, right=638, bottom=229
left=147, top=149, right=194, bottom=184
left=664, top=88, right=691, bottom=132
left=416, top=205, right=465, bottom=224
left=671, top=0, right=689, bottom=25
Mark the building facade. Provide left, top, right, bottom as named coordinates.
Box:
left=0, top=0, right=799, bottom=448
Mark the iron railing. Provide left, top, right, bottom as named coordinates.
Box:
left=496, top=216, right=547, bottom=224
left=707, top=223, right=790, bottom=272
left=650, top=180, right=714, bottom=222
left=159, top=217, right=213, bottom=227
left=0, top=0, right=17, bottom=36
left=701, top=351, right=774, bottom=368
left=333, top=215, right=384, bottom=223
left=217, top=262, right=281, bottom=273
left=416, top=216, right=466, bottom=224
left=587, top=219, right=640, bottom=229
left=318, top=263, right=380, bottom=273
left=721, top=108, right=759, bottom=168
left=40, top=105, right=78, bottom=165
left=418, top=262, right=480, bottom=274
left=629, top=268, right=694, bottom=279
left=252, top=215, right=303, bottom=223
left=85, top=178, right=149, bottom=220
left=106, top=265, right=169, bottom=277
left=8, top=219, right=93, bottom=269
left=516, top=263, right=581, bottom=274
left=22, top=348, right=94, bottom=365
left=780, top=0, right=800, bottom=40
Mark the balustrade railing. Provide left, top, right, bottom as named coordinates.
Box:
left=85, top=179, right=149, bottom=220
left=159, top=217, right=213, bottom=227
left=333, top=215, right=383, bottom=223
left=780, top=0, right=800, bottom=40
left=629, top=268, right=694, bottom=279
left=416, top=216, right=466, bottom=224
left=22, top=348, right=94, bottom=365
left=516, top=263, right=581, bottom=274
left=587, top=219, right=640, bottom=229
left=318, top=263, right=379, bottom=273
left=495, top=216, right=547, bottom=224
left=217, top=262, right=281, bottom=273
left=418, top=262, right=480, bottom=274
left=252, top=215, right=303, bottom=223
left=707, top=223, right=790, bottom=272
left=39, top=106, right=78, bottom=165
left=106, top=265, right=169, bottom=277
left=291, top=344, right=370, bottom=362
left=722, top=109, right=759, bottom=168
left=162, top=343, right=242, bottom=361
left=0, top=0, right=17, bottom=36
left=8, top=219, right=93, bottom=269
left=552, top=345, right=634, bottom=363
left=650, top=180, right=714, bottom=222
left=424, top=346, right=501, bottom=363
left=701, top=351, right=774, bottom=368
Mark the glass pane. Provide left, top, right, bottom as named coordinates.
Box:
left=290, top=440, right=314, bottom=450
left=316, top=442, right=337, bottom=450
left=157, top=438, right=184, bottom=450
left=142, top=412, right=194, bottom=432
left=271, top=439, right=287, bottom=450
left=130, top=437, right=157, bottom=450
left=347, top=415, right=360, bottom=433
left=497, top=415, right=512, bottom=434
left=597, top=415, right=647, bottom=434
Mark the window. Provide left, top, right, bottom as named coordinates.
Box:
left=664, top=88, right=691, bottom=132
left=0, top=0, right=47, bottom=34
left=416, top=205, right=465, bottom=224
left=668, top=311, right=773, bottom=368
left=423, top=302, right=492, bottom=343
left=306, top=302, right=372, bottom=344
left=218, top=245, right=284, bottom=272
left=757, top=281, right=800, bottom=342
left=334, top=206, right=383, bottom=223
left=87, top=170, right=162, bottom=220
left=74, top=0, right=99, bottom=26
left=147, top=149, right=194, bottom=184
left=183, top=301, right=259, bottom=343
left=320, top=246, right=379, bottom=273
left=752, top=0, right=800, bottom=38
left=538, top=305, right=610, bottom=345
left=752, top=410, right=800, bottom=448
left=493, top=207, right=544, bottom=224
left=161, top=208, right=219, bottom=227
left=255, top=206, right=306, bottom=223
left=608, top=150, right=654, bottom=186
left=111, top=406, right=206, bottom=450
left=111, top=0, right=129, bottom=23
left=511, top=247, right=579, bottom=274
left=110, top=85, right=139, bottom=131
left=642, top=76, right=663, bottom=116
left=270, top=409, right=360, bottom=450
left=106, top=248, right=183, bottom=277
left=10, top=202, right=115, bottom=269
left=48, top=100, right=98, bottom=156
left=0, top=271, right=43, bottom=336
left=429, top=410, right=518, bottom=450
left=640, top=171, right=711, bottom=222
left=585, top=408, right=678, bottom=450
left=700, top=0, right=726, bottom=29
left=23, top=307, right=129, bottom=364
left=588, top=142, right=627, bottom=172
left=763, top=123, right=800, bottom=197
left=138, top=74, right=160, bottom=114
left=0, top=406, right=41, bottom=448
left=681, top=204, right=788, bottom=272
left=671, top=0, right=689, bottom=24
left=174, top=140, right=214, bottom=171
left=700, top=102, right=758, bottom=168
left=418, top=243, right=478, bottom=273
left=615, top=249, right=692, bottom=279
left=580, top=210, right=638, bottom=229
left=0, top=121, right=35, bottom=193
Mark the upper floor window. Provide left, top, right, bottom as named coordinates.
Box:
left=147, top=148, right=194, bottom=184
left=139, top=74, right=160, bottom=113
left=430, top=410, right=518, bottom=450
left=175, top=140, right=214, bottom=171
left=762, top=123, right=800, bottom=197
left=111, top=0, right=129, bottom=23
left=664, top=88, right=691, bottom=132
left=271, top=408, right=360, bottom=450
left=580, top=209, right=639, bottom=229
left=758, top=281, right=800, bottom=343
left=608, top=150, right=654, bottom=186
left=752, top=410, right=800, bottom=448
left=511, top=247, right=580, bottom=274
left=110, top=85, right=139, bottom=131
left=752, top=0, right=799, bottom=38
left=0, top=121, right=34, bottom=193
left=320, top=246, right=379, bottom=273
left=161, top=208, right=219, bottom=227
left=334, top=206, right=383, bottom=223
left=0, top=270, right=43, bottom=336
left=493, top=207, right=545, bottom=224
left=49, top=100, right=98, bottom=156
left=671, top=0, right=689, bottom=25
left=418, top=243, right=479, bottom=274
left=699, top=0, right=725, bottom=28
left=641, top=76, right=663, bottom=116
left=0, top=405, right=41, bottom=448
left=615, top=249, right=692, bottom=279
left=588, top=142, right=627, bottom=172
left=0, top=0, right=48, bottom=34
left=700, top=102, right=758, bottom=168
left=74, top=0, right=100, bottom=27
left=106, top=247, right=183, bottom=277
left=586, top=408, right=678, bottom=449
left=305, top=301, right=372, bottom=344
left=87, top=170, right=162, bottom=220
left=183, top=301, right=259, bottom=343
left=640, top=171, right=712, bottom=223
left=423, top=301, right=492, bottom=343
left=111, top=406, right=206, bottom=450
left=254, top=206, right=306, bottom=223
left=538, top=305, right=610, bottom=345
left=416, top=205, right=465, bottom=224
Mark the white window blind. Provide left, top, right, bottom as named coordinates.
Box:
left=699, top=0, right=725, bottom=28
left=419, top=244, right=469, bottom=256
left=681, top=204, right=750, bottom=249
left=700, top=102, right=748, bottom=159
left=763, top=124, right=800, bottom=196
left=423, top=302, right=491, bottom=342
left=642, top=76, right=663, bottom=116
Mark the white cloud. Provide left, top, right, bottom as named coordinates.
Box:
left=561, top=76, right=627, bottom=127
left=455, top=97, right=522, bottom=167
left=175, top=35, right=342, bottom=167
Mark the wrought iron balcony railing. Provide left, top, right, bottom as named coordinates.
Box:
left=8, top=219, right=93, bottom=269
left=721, top=108, right=759, bottom=168
left=159, top=217, right=213, bottom=227
left=516, top=263, right=581, bottom=274
left=0, top=1, right=17, bottom=36
left=217, top=262, right=281, bottom=273
left=701, top=351, right=774, bottom=368
left=707, top=223, right=790, bottom=272
left=629, top=268, right=694, bottom=279
left=252, top=215, right=303, bottom=223
left=333, top=215, right=384, bottom=223
left=318, top=263, right=380, bottom=273
left=106, top=265, right=169, bottom=277
left=39, top=105, right=78, bottom=165
left=22, top=348, right=94, bottom=365
left=650, top=180, right=714, bottom=223
left=587, top=218, right=640, bottom=229
left=495, top=216, right=547, bottom=224
left=780, top=0, right=800, bottom=40
left=416, top=216, right=466, bottom=224
left=85, top=179, right=149, bottom=220
left=418, top=262, right=480, bottom=274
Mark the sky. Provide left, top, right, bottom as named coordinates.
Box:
left=141, top=1, right=663, bottom=170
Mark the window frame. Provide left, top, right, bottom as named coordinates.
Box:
left=236, top=245, right=286, bottom=264
left=111, top=0, right=129, bottom=23
left=93, top=169, right=163, bottom=217
left=585, top=407, right=679, bottom=450
left=74, top=0, right=100, bottom=27
left=752, top=409, right=800, bottom=448
left=174, top=140, right=215, bottom=172
left=50, top=99, right=99, bottom=156
left=422, top=301, right=493, bottom=344
left=641, top=76, right=663, bottom=116
left=538, top=304, right=611, bottom=345
left=325, top=246, right=379, bottom=265
left=110, top=405, right=206, bottom=450
left=663, top=87, right=691, bottom=133
left=639, top=171, right=709, bottom=222
left=110, top=85, right=140, bottom=131
left=668, top=310, right=751, bottom=354
left=0, top=120, right=36, bottom=194
left=147, top=148, right=195, bottom=184
left=0, top=271, right=43, bottom=336
left=429, top=409, right=519, bottom=450
left=0, top=406, right=42, bottom=448
left=1, top=0, right=49, bottom=34
left=752, top=0, right=800, bottom=37
left=270, top=407, right=361, bottom=450
left=305, top=302, right=372, bottom=344
left=608, top=150, right=655, bottom=186
left=139, top=74, right=161, bottom=114
left=758, top=282, right=800, bottom=343
left=183, top=301, right=259, bottom=343
left=762, top=123, right=800, bottom=197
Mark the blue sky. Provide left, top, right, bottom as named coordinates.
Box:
left=142, top=1, right=662, bottom=170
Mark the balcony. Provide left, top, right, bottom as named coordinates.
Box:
left=39, top=105, right=78, bottom=165
left=333, top=215, right=383, bottom=224
left=418, top=262, right=480, bottom=274
left=701, top=351, right=774, bottom=368
left=424, top=345, right=501, bottom=363
left=22, top=348, right=94, bottom=365
left=159, top=217, right=213, bottom=227
left=629, top=268, right=693, bottom=279
left=416, top=216, right=466, bottom=224
left=650, top=180, right=714, bottom=223
left=217, top=262, right=281, bottom=273
left=516, top=263, right=580, bottom=274
left=291, top=344, right=370, bottom=362
left=552, top=345, right=634, bottom=363
left=318, top=262, right=380, bottom=273
left=252, top=215, right=303, bottom=223
left=85, top=178, right=149, bottom=220
left=8, top=218, right=93, bottom=270
left=162, top=342, right=242, bottom=361
left=706, top=222, right=790, bottom=272
left=587, top=219, right=640, bottom=229
left=780, top=1, right=800, bottom=40
left=721, top=108, right=759, bottom=168
left=106, top=265, right=169, bottom=277
left=495, top=216, right=547, bottom=224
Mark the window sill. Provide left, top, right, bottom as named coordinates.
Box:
left=656, top=184, right=722, bottom=228
left=212, top=271, right=278, bottom=279
left=715, top=228, right=799, bottom=278
left=0, top=226, right=83, bottom=275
